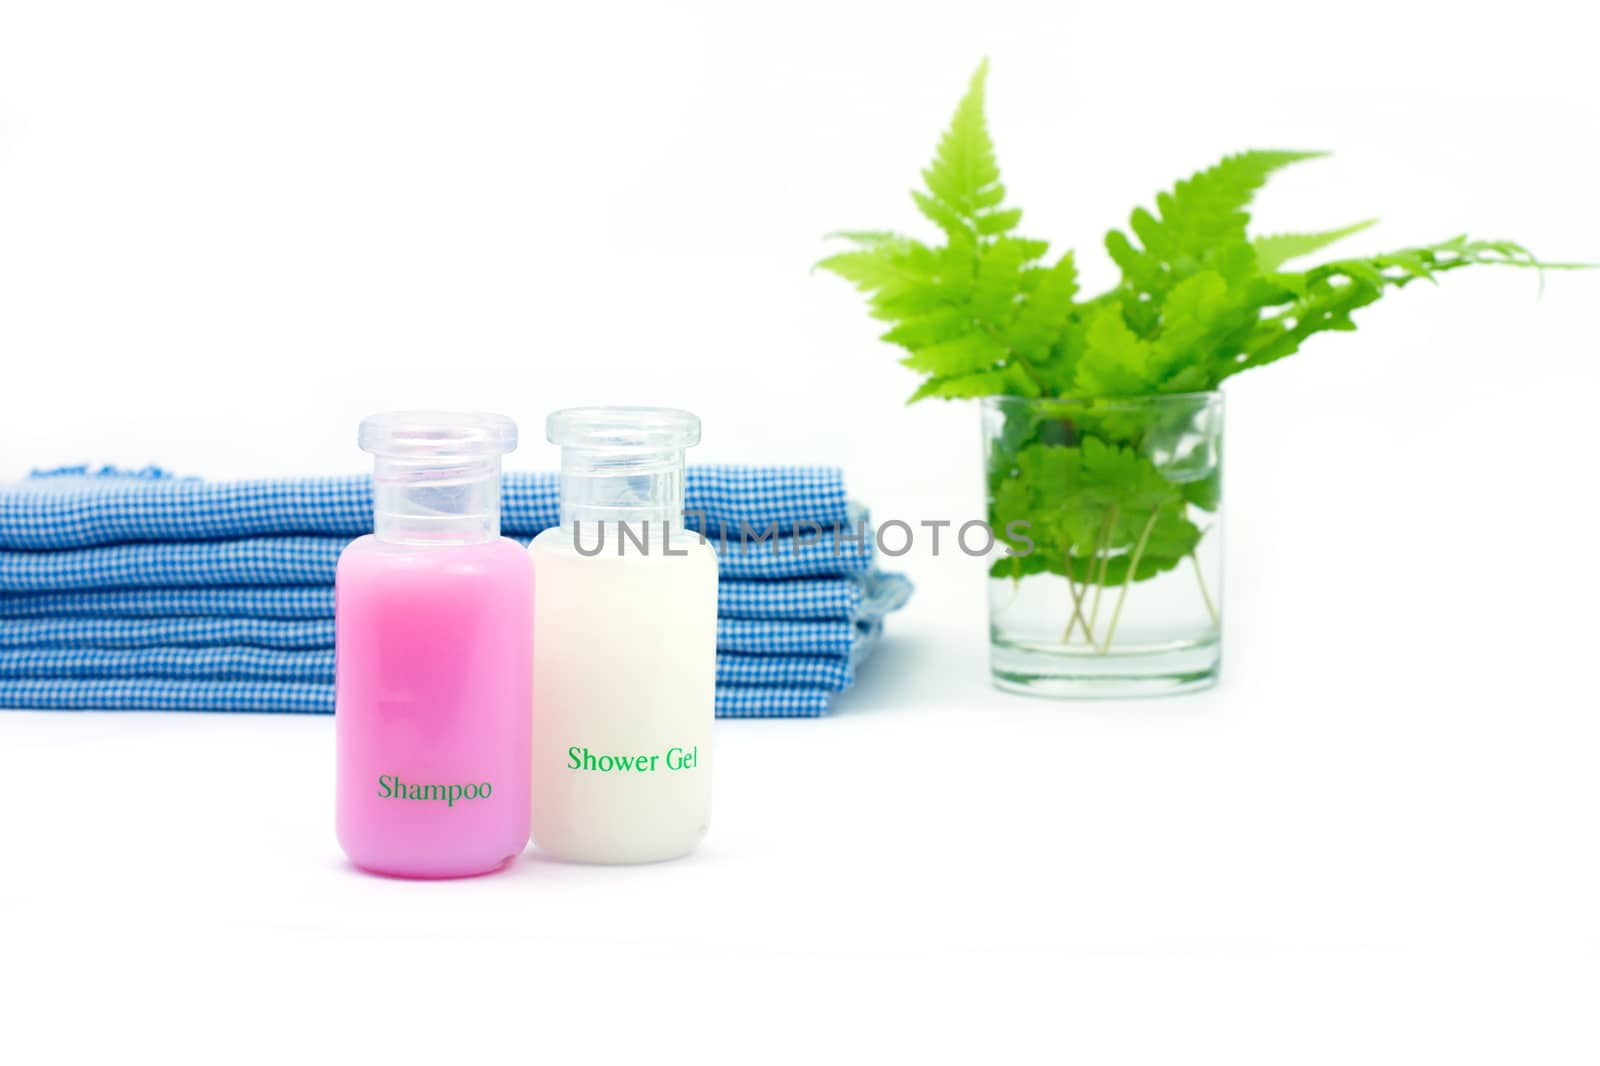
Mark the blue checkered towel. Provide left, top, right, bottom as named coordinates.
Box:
left=0, top=465, right=912, bottom=718
left=0, top=465, right=850, bottom=549
left=0, top=526, right=876, bottom=593
left=0, top=572, right=910, bottom=624
left=0, top=679, right=835, bottom=718
left=0, top=577, right=874, bottom=622
left=0, top=646, right=862, bottom=690
left=0, top=610, right=909, bottom=660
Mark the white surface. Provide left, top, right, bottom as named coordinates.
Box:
left=0, top=0, right=1596, bottom=1062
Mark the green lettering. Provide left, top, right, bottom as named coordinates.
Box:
left=615, top=754, right=634, bottom=771
left=568, top=746, right=582, bottom=770
left=377, top=775, right=492, bottom=803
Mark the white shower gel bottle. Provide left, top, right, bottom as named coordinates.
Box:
left=529, top=407, right=716, bottom=863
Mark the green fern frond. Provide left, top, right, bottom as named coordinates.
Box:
left=1228, top=237, right=1560, bottom=378
left=899, top=330, right=1008, bottom=377
left=914, top=60, right=1020, bottom=245
left=821, top=62, right=1589, bottom=410
left=970, top=238, right=1027, bottom=325
left=1005, top=253, right=1079, bottom=359
left=1115, top=150, right=1325, bottom=268
left=822, top=230, right=906, bottom=248
left=1253, top=219, right=1377, bottom=273
left=815, top=233, right=936, bottom=296
left=909, top=365, right=1042, bottom=402
left=1308, top=236, right=1546, bottom=290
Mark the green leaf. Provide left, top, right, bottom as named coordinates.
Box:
left=821, top=62, right=1590, bottom=410
left=984, top=437, right=1202, bottom=587
left=1135, top=150, right=1325, bottom=264
left=1253, top=219, right=1376, bottom=273
left=879, top=308, right=970, bottom=349
left=910, top=365, right=1041, bottom=402
left=1224, top=236, right=1564, bottom=379
left=1080, top=436, right=1181, bottom=510
left=899, top=330, right=1007, bottom=377
left=913, top=60, right=1022, bottom=246
left=823, top=230, right=907, bottom=248
left=912, top=190, right=976, bottom=245
left=971, top=238, right=1027, bottom=325
left=976, top=208, right=1023, bottom=236
left=1073, top=307, right=1154, bottom=396
left=1005, top=252, right=1079, bottom=359
left=816, top=233, right=938, bottom=297
left=1104, top=229, right=1163, bottom=293
left=1183, top=469, right=1222, bottom=512
left=1149, top=270, right=1230, bottom=381
left=988, top=551, right=1055, bottom=581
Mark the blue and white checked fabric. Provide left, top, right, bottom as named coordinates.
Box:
left=0, top=576, right=893, bottom=622
left=0, top=465, right=850, bottom=549
left=0, top=537, right=345, bottom=592
left=0, top=646, right=860, bottom=690
left=0, top=526, right=876, bottom=592
left=717, top=578, right=861, bottom=621
left=0, top=573, right=902, bottom=624
left=0, top=465, right=910, bottom=717
left=717, top=688, right=830, bottom=719
left=0, top=617, right=335, bottom=650
left=0, top=613, right=888, bottom=659
left=0, top=678, right=834, bottom=717
left=0, top=585, right=339, bottom=620
left=0, top=646, right=335, bottom=683
left=0, top=678, right=335, bottom=714
left=717, top=619, right=854, bottom=657
left=716, top=653, right=853, bottom=690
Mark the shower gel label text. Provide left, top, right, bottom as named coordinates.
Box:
left=567, top=745, right=700, bottom=774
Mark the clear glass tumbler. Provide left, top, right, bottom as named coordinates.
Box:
left=982, top=392, right=1223, bottom=698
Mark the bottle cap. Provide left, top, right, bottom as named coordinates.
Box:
left=548, top=407, right=699, bottom=530
left=359, top=411, right=517, bottom=544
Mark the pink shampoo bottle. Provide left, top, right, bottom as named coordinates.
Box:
left=335, top=412, right=532, bottom=878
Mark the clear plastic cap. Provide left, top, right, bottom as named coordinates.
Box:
left=359, top=411, right=517, bottom=544
left=548, top=407, right=700, bottom=529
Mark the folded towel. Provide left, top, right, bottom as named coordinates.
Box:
left=0, top=617, right=335, bottom=651
left=0, top=464, right=911, bottom=718
left=0, top=646, right=861, bottom=690
left=0, top=525, right=877, bottom=593
left=0, top=612, right=906, bottom=659
left=0, top=572, right=910, bottom=624
left=0, top=466, right=850, bottom=549
left=0, top=678, right=834, bottom=718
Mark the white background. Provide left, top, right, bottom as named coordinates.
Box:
left=1, top=1, right=1596, bottom=1061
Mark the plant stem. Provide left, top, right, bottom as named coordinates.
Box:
left=1060, top=568, right=1081, bottom=641
left=976, top=321, right=1050, bottom=396
left=1087, top=505, right=1118, bottom=637
left=1098, top=509, right=1159, bottom=655
left=1189, top=551, right=1219, bottom=628
left=995, top=575, right=1021, bottom=615
left=1060, top=563, right=1093, bottom=643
